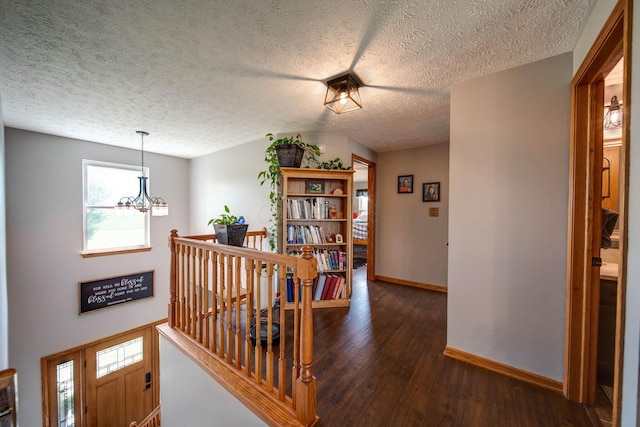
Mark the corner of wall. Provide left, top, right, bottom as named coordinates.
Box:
left=0, top=94, right=8, bottom=370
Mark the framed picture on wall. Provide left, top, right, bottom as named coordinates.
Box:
left=423, top=182, right=440, bottom=202
left=398, top=175, right=414, bottom=193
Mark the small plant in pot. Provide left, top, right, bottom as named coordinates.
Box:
left=208, top=205, right=248, bottom=247
left=264, top=133, right=320, bottom=169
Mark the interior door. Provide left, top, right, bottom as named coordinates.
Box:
left=85, top=328, right=153, bottom=427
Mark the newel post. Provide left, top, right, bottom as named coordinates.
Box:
left=168, top=229, right=178, bottom=327
left=295, top=245, right=318, bottom=425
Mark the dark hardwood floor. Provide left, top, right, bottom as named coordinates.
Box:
left=310, top=267, right=595, bottom=427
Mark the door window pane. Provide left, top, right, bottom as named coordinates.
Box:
left=96, top=336, right=144, bottom=378
left=56, top=360, right=75, bottom=427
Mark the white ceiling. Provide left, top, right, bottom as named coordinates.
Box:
left=0, top=0, right=596, bottom=159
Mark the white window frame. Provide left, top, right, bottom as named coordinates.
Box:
left=82, top=159, right=151, bottom=255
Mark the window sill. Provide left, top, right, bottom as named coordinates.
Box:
left=82, top=247, right=152, bottom=258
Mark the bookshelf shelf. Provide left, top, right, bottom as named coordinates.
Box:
left=281, top=167, right=354, bottom=309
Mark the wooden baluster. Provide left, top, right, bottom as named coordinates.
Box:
left=211, top=252, right=219, bottom=354
left=278, top=265, right=287, bottom=400
left=266, top=262, right=274, bottom=391
left=244, top=259, right=255, bottom=377
left=180, top=244, right=187, bottom=331
left=204, top=249, right=211, bottom=349
left=259, top=227, right=266, bottom=250
left=198, top=248, right=204, bottom=343
left=234, top=255, right=242, bottom=369
left=169, top=230, right=178, bottom=327
left=255, top=262, right=264, bottom=384
left=295, top=246, right=317, bottom=425
left=190, top=247, right=196, bottom=339
left=226, top=255, right=234, bottom=364
left=218, top=253, right=226, bottom=358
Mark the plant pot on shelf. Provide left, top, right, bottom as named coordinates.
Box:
left=275, top=145, right=305, bottom=168
left=213, top=224, right=249, bottom=247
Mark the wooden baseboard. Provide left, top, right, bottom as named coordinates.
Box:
left=375, top=275, right=447, bottom=293
left=443, top=346, right=563, bottom=393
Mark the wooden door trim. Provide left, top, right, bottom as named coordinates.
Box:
left=41, top=350, right=85, bottom=427
left=352, top=154, right=376, bottom=280
left=41, top=319, right=165, bottom=427
left=565, top=1, right=631, bottom=425
left=85, top=327, right=153, bottom=427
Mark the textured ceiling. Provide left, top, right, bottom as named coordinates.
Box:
left=0, top=0, right=596, bottom=158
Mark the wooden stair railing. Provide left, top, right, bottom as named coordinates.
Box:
left=129, top=405, right=160, bottom=427
left=163, top=229, right=318, bottom=426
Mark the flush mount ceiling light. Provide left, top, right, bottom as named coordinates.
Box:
left=115, top=131, right=168, bottom=216
left=604, top=95, right=623, bottom=130
left=324, top=73, right=363, bottom=114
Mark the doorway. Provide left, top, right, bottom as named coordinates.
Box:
left=41, top=321, right=161, bottom=427
left=352, top=154, right=376, bottom=281
left=565, top=1, right=630, bottom=426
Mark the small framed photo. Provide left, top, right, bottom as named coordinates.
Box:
left=306, top=180, right=324, bottom=194
left=398, top=175, right=414, bottom=193
left=423, top=182, right=440, bottom=202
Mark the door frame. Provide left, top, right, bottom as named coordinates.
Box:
left=565, top=1, right=631, bottom=425
left=41, top=320, right=163, bottom=427
left=352, top=154, right=376, bottom=280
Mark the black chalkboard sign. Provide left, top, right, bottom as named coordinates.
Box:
left=79, top=271, right=154, bottom=314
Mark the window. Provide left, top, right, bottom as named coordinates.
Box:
left=96, top=336, right=144, bottom=378
left=56, top=360, right=75, bottom=427
left=83, top=160, right=149, bottom=254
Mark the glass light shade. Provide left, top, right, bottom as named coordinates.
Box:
left=324, top=74, right=362, bottom=114
left=604, top=95, right=623, bottom=130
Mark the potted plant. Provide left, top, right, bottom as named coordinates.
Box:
left=258, top=133, right=320, bottom=251
left=208, top=205, right=248, bottom=247
left=265, top=133, right=320, bottom=169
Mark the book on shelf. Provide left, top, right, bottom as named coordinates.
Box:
left=286, top=275, right=294, bottom=303
left=314, top=274, right=327, bottom=300
left=332, top=276, right=344, bottom=299
left=286, top=225, right=328, bottom=245
left=287, top=197, right=331, bottom=220
left=322, top=274, right=338, bottom=300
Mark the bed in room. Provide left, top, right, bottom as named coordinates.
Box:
left=352, top=215, right=368, bottom=268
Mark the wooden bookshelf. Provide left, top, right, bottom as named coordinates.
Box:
left=281, top=167, right=354, bottom=309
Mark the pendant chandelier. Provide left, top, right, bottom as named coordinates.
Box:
left=604, top=95, right=623, bottom=130
left=324, top=73, right=363, bottom=114
left=115, top=131, right=169, bottom=216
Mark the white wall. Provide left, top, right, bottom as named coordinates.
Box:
left=189, top=137, right=272, bottom=240
left=377, top=143, right=449, bottom=286
left=448, top=53, right=572, bottom=380
left=160, top=336, right=266, bottom=427
left=0, top=96, right=7, bottom=370
left=5, top=129, right=189, bottom=427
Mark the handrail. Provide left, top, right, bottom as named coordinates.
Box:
left=167, top=229, right=318, bottom=426
left=182, top=227, right=267, bottom=250
left=129, top=405, right=160, bottom=427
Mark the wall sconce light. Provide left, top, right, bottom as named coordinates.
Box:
left=604, top=95, right=623, bottom=130
left=324, top=73, right=363, bottom=114
left=115, top=131, right=169, bottom=216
